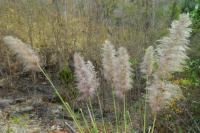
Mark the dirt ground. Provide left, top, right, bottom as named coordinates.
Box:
left=0, top=73, right=75, bottom=133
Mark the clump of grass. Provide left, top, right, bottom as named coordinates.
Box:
left=101, top=40, right=133, bottom=132
left=152, top=13, right=191, bottom=112
left=102, top=40, right=133, bottom=99
left=141, top=13, right=192, bottom=132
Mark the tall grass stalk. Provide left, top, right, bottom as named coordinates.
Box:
left=86, top=104, right=98, bottom=133
left=127, top=110, right=132, bottom=127
left=143, top=76, right=149, bottom=133
left=88, top=98, right=99, bottom=132
left=148, top=127, right=151, bottom=133
left=80, top=109, right=92, bottom=133
left=38, top=65, right=84, bottom=133
left=143, top=89, right=147, bottom=133
left=151, top=113, right=157, bottom=133
left=97, top=93, right=106, bottom=133
left=123, top=96, right=127, bottom=133
left=112, top=88, right=119, bottom=133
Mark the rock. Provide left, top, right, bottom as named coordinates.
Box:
left=0, top=99, right=14, bottom=109
left=14, top=97, right=26, bottom=103
left=12, top=106, right=34, bottom=115
left=51, top=105, right=63, bottom=114
left=48, top=129, right=70, bottom=133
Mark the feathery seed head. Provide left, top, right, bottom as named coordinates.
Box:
left=114, top=47, right=133, bottom=99
left=140, top=46, right=155, bottom=77
left=3, top=36, right=40, bottom=72
left=146, top=14, right=191, bottom=113
left=74, top=53, right=99, bottom=100
left=102, top=40, right=133, bottom=99
left=155, top=13, right=192, bottom=77
left=170, top=14, right=192, bottom=40
left=86, top=61, right=99, bottom=96
left=147, top=80, right=183, bottom=113
left=101, top=40, right=116, bottom=83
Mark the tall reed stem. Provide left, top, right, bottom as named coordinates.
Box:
left=97, top=92, right=106, bottom=133
left=80, top=109, right=91, bottom=133
left=143, top=76, right=149, bottom=133
left=86, top=103, right=98, bottom=133
left=38, top=65, right=83, bottom=133
left=151, top=113, right=157, bottom=133
left=143, top=90, right=147, bottom=133
left=112, top=87, right=119, bottom=133
left=124, top=95, right=127, bottom=133
left=89, top=98, right=99, bottom=132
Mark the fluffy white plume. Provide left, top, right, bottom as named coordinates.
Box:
left=114, top=47, right=133, bottom=99
left=3, top=36, right=40, bottom=72
left=146, top=79, right=183, bottom=113
left=101, top=40, right=117, bottom=83
left=74, top=53, right=99, bottom=100
left=155, top=14, right=192, bottom=77
left=102, top=40, right=133, bottom=99
left=86, top=61, right=99, bottom=97
left=140, top=46, right=155, bottom=77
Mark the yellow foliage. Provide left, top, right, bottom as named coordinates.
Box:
left=167, top=96, right=184, bottom=114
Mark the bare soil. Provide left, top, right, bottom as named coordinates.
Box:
left=0, top=73, right=74, bottom=133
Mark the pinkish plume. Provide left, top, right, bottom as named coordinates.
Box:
left=102, top=40, right=133, bottom=99
left=74, top=53, right=99, bottom=100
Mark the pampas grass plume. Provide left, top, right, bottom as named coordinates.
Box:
left=101, top=40, right=116, bottom=83
left=102, top=40, right=133, bottom=99
left=145, top=14, right=192, bottom=113
left=140, top=46, right=155, bottom=77
left=74, top=53, right=99, bottom=100
left=86, top=60, right=99, bottom=96
left=3, top=36, right=40, bottom=72
left=155, top=13, right=192, bottom=77
left=114, top=47, right=133, bottom=99
left=146, top=80, right=183, bottom=113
